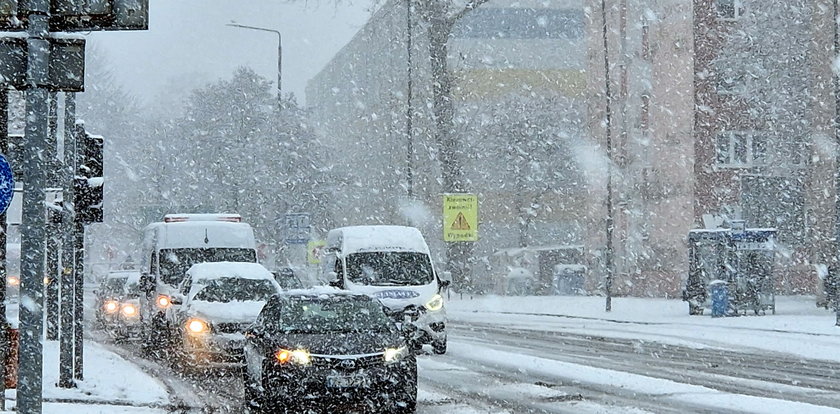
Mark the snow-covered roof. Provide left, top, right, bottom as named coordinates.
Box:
left=328, top=225, right=430, bottom=255
left=106, top=270, right=141, bottom=284
left=187, top=262, right=273, bottom=283
left=280, top=285, right=353, bottom=297
left=148, top=220, right=256, bottom=249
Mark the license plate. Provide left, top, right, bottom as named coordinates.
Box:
left=327, top=374, right=368, bottom=388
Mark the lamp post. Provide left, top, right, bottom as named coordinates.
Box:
left=226, top=23, right=283, bottom=109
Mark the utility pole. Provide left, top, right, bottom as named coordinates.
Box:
left=19, top=0, right=51, bottom=410
left=0, top=88, right=8, bottom=412
left=601, top=0, right=615, bottom=312
left=406, top=0, right=414, bottom=199
left=59, top=93, right=76, bottom=388
left=226, top=23, right=282, bottom=109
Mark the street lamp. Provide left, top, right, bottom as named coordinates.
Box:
left=226, top=23, right=283, bottom=109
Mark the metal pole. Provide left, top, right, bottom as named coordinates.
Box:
left=834, top=0, right=840, bottom=327
left=58, top=93, right=75, bottom=388
left=601, top=0, right=614, bottom=312
left=406, top=0, right=414, bottom=199
left=19, top=0, right=51, bottom=410
left=72, top=122, right=84, bottom=380
left=73, top=219, right=83, bottom=381
left=46, top=94, right=59, bottom=341
left=277, top=32, right=282, bottom=109
left=0, top=88, right=9, bottom=411
left=225, top=24, right=282, bottom=109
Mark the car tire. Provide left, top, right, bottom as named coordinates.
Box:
left=393, top=358, right=418, bottom=414
left=432, top=336, right=447, bottom=355
left=243, top=372, right=265, bottom=413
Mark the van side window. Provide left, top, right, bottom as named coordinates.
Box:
left=334, top=259, right=343, bottom=278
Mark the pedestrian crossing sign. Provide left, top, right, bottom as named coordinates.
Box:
left=443, top=194, right=478, bottom=242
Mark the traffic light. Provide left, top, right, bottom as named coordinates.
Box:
left=74, top=130, right=103, bottom=224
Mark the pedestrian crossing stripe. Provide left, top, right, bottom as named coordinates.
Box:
left=451, top=212, right=471, bottom=230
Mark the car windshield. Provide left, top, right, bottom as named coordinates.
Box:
left=192, top=278, right=277, bottom=302
left=102, top=277, right=128, bottom=295
left=268, top=297, right=392, bottom=334
left=159, top=248, right=256, bottom=285
left=345, top=252, right=434, bottom=286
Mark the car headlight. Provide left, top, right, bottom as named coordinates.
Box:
left=7, top=276, right=19, bottom=287
left=274, top=348, right=311, bottom=365
left=121, top=303, right=138, bottom=318
left=186, top=318, right=211, bottom=335
left=384, top=346, right=408, bottom=364
left=425, top=294, right=444, bottom=312
left=103, top=300, right=119, bottom=314
left=156, top=295, right=171, bottom=309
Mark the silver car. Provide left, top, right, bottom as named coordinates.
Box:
left=164, top=262, right=281, bottom=369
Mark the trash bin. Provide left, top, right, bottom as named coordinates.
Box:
left=3, top=327, right=18, bottom=389
left=709, top=280, right=729, bottom=318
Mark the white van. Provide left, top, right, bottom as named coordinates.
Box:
left=138, top=214, right=258, bottom=352
left=321, top=225, right=450, bottom=354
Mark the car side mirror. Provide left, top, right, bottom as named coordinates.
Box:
left=170, top=294, right=184, bottom=306
left=439, top=271, right=452, bottom=288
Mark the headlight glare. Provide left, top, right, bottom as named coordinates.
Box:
left=275, top=348, right=310, bottom=365
left=121, top=303, right=138, bottom=317
left=425, top=294, right=444, bottom=312
left=103, top=300, right=119, bottom=314
left=384, top=346, right=408, bottom=364
left=8, top=276, right=19, bottom=287
left=156, top=295, right=171, bottom=309
left=186, top=318, right=210, bottom=334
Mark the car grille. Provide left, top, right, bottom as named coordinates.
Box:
left=213, top=322, right=249, bottom=334
left=384, top=305, right=424, bottom=323
left=311, top=354, right=384, bottom=371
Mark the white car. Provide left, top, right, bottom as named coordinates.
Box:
left=164, top=261, right=281, bottom=368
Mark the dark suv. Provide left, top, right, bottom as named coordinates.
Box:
left=242, top=290, right=416, bottom=413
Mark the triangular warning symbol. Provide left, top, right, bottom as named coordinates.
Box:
left=451, top=212, right=471, bottom=230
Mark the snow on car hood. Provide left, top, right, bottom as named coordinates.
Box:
left=186, top=300, right=266, bottom=324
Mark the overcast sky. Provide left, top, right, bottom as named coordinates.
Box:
left=87, top=0, right=372, bottom=107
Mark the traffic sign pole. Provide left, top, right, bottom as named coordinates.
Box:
left=58, top=92, right=75, bottom=388
left=18, top=0, right=50, bottom=411
left=0, top=86, right=8, bottom=412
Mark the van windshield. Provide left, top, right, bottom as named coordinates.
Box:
left=345, top=252, right=434, bottom=286
left=159, top=248, right=257, bottom=285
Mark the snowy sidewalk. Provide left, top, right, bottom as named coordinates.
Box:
left=448, top=294, right=840, bottom=362
left=2, top=340, right=170, bottom=414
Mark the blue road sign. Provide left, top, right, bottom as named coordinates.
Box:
left=0, top=154, right=14, bottom=215
left=284, top=213, right=311, bottom=244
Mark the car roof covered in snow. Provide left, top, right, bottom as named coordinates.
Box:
left=186, top=261, right=274, bottom=283
left=327, top=225, right=430, bottom=255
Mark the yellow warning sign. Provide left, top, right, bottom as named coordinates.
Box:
left=443, top=194, right=478, bottom=242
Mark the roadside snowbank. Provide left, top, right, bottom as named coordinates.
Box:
left=448, top=295, right=840, bottom=362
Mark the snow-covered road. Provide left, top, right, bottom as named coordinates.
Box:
left=84, top=295, right=840, bottom=413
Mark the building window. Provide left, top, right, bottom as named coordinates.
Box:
left=715, top=131, right=764, bottom=167
left=716, top=0, right=745, bottom=20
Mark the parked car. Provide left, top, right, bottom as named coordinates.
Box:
left=95, top=270, right=143, bottom=340
left=165, top=262, right=281, bottom=369
left=242, top=289, right=417, bottom=413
